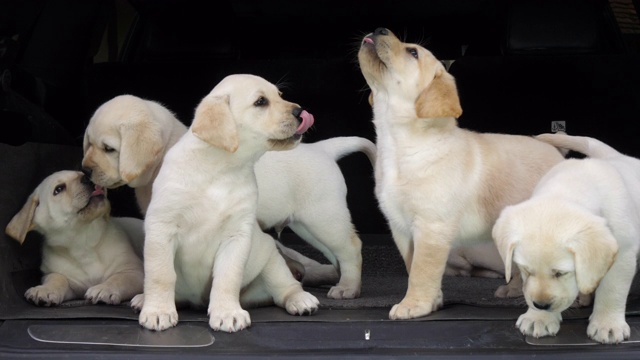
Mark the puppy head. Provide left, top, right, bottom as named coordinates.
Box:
left=358, top=28, right=462, bottom=119
left=5, top=171, right=110, bottom=244
left=82, top=95, right=167, bottom=188
left=191, top=74, right=314, bottom=153
left=493, top=200, right=618, bottom=313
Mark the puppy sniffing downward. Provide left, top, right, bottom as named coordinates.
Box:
left=357, top=28, right=566, bottom=320
left=493, top=133, right=640, bottom=344
left=5, top=170, right=144, bottom=306
left=137, top=74, right=319, bottom=332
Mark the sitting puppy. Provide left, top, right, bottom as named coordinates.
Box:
left=357, top=27, right=566, bottom=320
left=493, top=133, right=640, bottom=344
left=138, top=74, right=319, bottom=332
left=5, top=170, right=144, bottom=306
left=82, top=94, right=377, bottom=299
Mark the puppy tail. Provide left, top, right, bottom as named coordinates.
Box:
left=311, top=136, right=377, bottom=166
left=535, top=133, right=620, bottom=159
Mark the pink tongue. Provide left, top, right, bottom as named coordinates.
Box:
left=363, top=37, right=374, bottom=44
left=92, top=185, right=105, bottom=197
left=296, top=110, right=315, bottom=135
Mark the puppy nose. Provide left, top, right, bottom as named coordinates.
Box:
left=374, top=27, right=389, bottom=36
left=292, top=107, right=303, bottom=118
left=533, top=301, right=551, bottom=311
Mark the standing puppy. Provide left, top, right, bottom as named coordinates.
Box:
left=5, top=170, right=143, bottom=306
left=357, top=28, right=565, bottom=320
left=494, top=133, right=640, bottom=344
left=138, top=74, right=319, bottom=332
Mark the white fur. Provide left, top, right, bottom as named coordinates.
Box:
left=5, top=170, right=143, bottom=306
left=138, top=74, right=319, bottom=332
left=357, top=28, right=565, bottom=320
left=493, top=133, right=640, bottom=344
left=82, top=94, right=377, bottom=299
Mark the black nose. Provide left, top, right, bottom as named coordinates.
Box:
left=374, top=27, right=389, bottom=36
left=291, top=107, right=303, bottom=118
left=533, top=301, right=551, bottom=311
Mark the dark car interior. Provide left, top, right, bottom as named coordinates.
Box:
left=1, top=0, right=640, bottom=358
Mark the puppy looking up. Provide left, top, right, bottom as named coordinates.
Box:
left=82, top=94, right=377, bottom=299
left=493, top=133, right=640, bottom=344
left=5, top=170, right=144, bottom=306
left=138, top=74, right=319, bottom=332
left=357, top=28, right=566, bottom=320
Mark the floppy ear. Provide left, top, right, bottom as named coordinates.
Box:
left=191, top=95, right=238, bottom=153
left=119, top=114, right=165, bottom=183
left=566, top=216, right=618, bottom=294
left=368, top=92, right=374, bottom=107
left=5, top=193, right=39, bottom=244
left=492, top=207, right=519, bottom=283
left=415, top=68, right=463, bottom=119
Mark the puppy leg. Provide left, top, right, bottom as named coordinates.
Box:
left=207, top=229, right=253, bottom=333
left=289, top=221, right=362, bottom=299
left=516, top=307, right=562, bottom=338
left=25, top=273, right=75, bottom=306
left=494, top=271, right=524, bottom=298
left=587, top=252, right=636, bottom=344
left=139, top=231, right=178, bottom=331
left=85, top=269, right=144, bottom=305
left=389, top=221, right=452, bottom=320
left=257, top=248, right=319, bottom=316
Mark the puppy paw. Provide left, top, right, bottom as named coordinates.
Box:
left=130, top=293, right=144, bottom=311
left=208, top=306, right=251, bottom=333
left=516, top=308, right=562, bottom=338
left=494, top=283, right=523, bottom=298
left=139, top=303, right=178, bottom=331
left=389, top=291, right=443, bottom=320
left=285, top=291, right=319, bottom=315
left=587, top=314, right=630, bottom=344
left=327, top=284, right=361, bottom=299
left=24, top=286, right=64, bottom=306
left=85, top=284, right=122, bottom=305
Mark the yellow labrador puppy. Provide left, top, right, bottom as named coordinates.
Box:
left=357, top=28, right=566, bottom=320
left=493, top=133, right=640, bottom=344
left=137, top=74, right=319, bottom=332
left=82, top=95, right=377, bottom=299
left=5, top=170, right=143, bottom=306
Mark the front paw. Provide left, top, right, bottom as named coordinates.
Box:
left=516, top=308, right=562, bottom=338
left=24, top=286, right=64, bottom=306
left=85, top=284, right=121, bottom=305
left=389, top=290, right=443, bottom=320
left=285, top=291, right=319, bottom=315
left=587, top=314, right=630, bottom=344
left=130, top=293, right=144, bottom=311
left=208, top=305, right=251, bottom=333
left=139, top=302, right=178, bottom=331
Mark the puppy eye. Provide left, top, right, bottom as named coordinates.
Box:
left=254, top=96, right=269, bottom=107
left=104, top=144, right=115, bottom=153
left=53, top=184, right=66, bottom=196
left=406, top=47, right=418, bottom=59
left=553, top=271, right=567, bottom=278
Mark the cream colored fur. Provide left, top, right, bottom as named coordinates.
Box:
left=5, top=170, right=143, bottom=306
left=494, top=133, right=640, bottom=344
left=82, top=94, right=377, bottom=299
left=357, top=28, right=565, bottom=320
left=137, top=74, right=319, bottom=332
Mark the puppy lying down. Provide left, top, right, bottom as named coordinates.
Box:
left=493, top=133, right=640, bottom=344
left=5, top=170, right=144, bottom=306
left=137, top=74, right=319, bottom=332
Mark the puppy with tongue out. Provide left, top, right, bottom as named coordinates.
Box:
left=137, top=74, right=319, bottom=332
